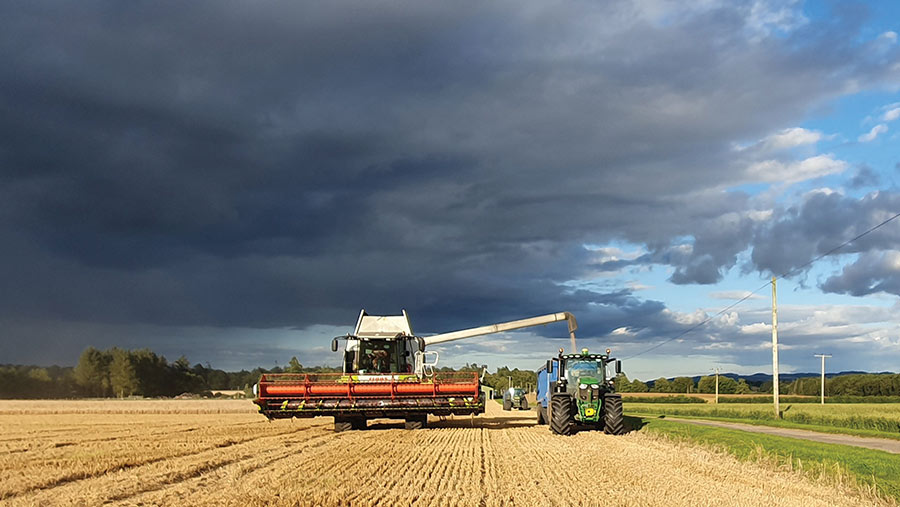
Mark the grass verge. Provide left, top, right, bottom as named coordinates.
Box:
left=636, top=417, right=900, bottom=504
left=628, top=410, right=900, bottom=441
left=626, top=403, right=900, bottom=440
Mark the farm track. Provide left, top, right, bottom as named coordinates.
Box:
left=0, top=400, right=890, bottom=506
left=666, top=417, right=900, bottom=454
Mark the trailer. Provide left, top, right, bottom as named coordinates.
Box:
left=253, top=309, right=578, bottom=431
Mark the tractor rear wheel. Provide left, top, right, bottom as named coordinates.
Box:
left=404, top=415, right=427, bottom=430
left=603, top=394, right=625, bottom=435
left=333, top=417, right=352, bottom=433
left=521, top=398, right=529, bottom=410
left=550, top=395, right=576, bottom=435
left=503, top=399, right=512, bottom=411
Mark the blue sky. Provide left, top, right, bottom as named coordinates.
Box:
left=0, top=0, right=899, bottom=379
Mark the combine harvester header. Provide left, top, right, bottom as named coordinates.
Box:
left=253, top=309, right=577, bottom=432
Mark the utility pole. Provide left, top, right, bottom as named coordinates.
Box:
left=814, top=354, right=831, bottom=405
left=508, top=376, right=512, bottom=391
left=713, top=367, right=720, bottom=404
left=772, top=277, right=781, bottom=419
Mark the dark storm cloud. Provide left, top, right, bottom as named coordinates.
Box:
left=750, top=190, right=900, bottom=284
left=1, top=1, right=898, bottom=365
left=820, top=251, right=900, bottom=296
left=849, top=165, right=881, bottom=189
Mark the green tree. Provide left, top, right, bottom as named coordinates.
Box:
left=74, top=347, right=111, bottom=397
left=735, top=379, right=752, bottom=394
left=630, top=379, right=649, bottom=393
left=651, top=377, right=672, bottom=393
left=698, top=375, right=738, bottom=394
left=718, top=376, right=737, bottom=394
left=613, top=373, right=631, bottom=392
left=130, top=348, right=169, bottom=397
left=286, top=357, right=303, bottom=373
left=109, top=348, right=138, bottom=398
left=670, top=377, right=695, bottom=393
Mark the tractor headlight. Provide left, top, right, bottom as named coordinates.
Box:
left=578, top=384, right=590, bottom=401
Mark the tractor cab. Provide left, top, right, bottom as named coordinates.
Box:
left=549, top=347, right=620, bottom=395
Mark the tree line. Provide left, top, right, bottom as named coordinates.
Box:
left=0, top=347, right=339, bottom=399
left=614, top=373, right=900, bottom=396
left=4, top=346, right=898, bottom=399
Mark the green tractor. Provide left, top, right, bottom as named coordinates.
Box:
left=536, top=347, right=624, bottom=435
left=502, top=387, right=529, bottom=411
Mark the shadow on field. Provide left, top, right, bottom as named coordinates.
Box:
left=431, top=412, right=537, bottom=429
left=624, top=415, right=647, bottom=433
left=365, top=411, right=648, bottom=432
left=368, top=410, right=647, bottom=433
left=364, top=406, right=539, bottom=431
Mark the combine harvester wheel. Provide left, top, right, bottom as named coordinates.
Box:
left=334, top=417, right=353, bottom=433
left=404, top=415, right=427, bottom=430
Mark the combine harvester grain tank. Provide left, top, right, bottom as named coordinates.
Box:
left=253, top=309, right=578, bottom=432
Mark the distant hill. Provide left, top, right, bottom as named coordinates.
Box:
left=646, top=371, right=895, bottom=388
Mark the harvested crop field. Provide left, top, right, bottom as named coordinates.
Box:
left=0, top=400, right=889, bottom=506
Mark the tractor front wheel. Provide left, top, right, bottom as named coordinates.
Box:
left=550, top=395, right=576, bottom=435
left=521, top=398, right=529, bottom=410
left=603, top=394, right=625, bottom=435
left=503, top=399, right=512, bottom=411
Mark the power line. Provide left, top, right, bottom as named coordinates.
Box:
left=778, top=210, right=900, bottom=280
left=623, top=210, right=900, bottom=360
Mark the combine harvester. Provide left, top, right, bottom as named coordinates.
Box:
left=253, top=309, right=578, bottom=432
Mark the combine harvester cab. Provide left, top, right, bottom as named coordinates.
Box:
left=536, top=347, right=625, bottom=435
left=254, top=309, right=578, bottom=432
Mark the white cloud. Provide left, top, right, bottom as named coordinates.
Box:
left=740, top=322, right=771, bottom=334
left=883, top=108, right=900, bottom=122
left=626, top=281, right=652, bottom=291
left=747, top=209, right=774, bottom=221
left=709, top=290, right=764, bottom=300
left=745, top=0, right=807, bottom=39
left=762, top=127, right=823, bottom=150
left=879, top=31, right=898, bottom=44
left=745, top=154, right=848, bottom=183
left=858, top=124, right=888, bottom=142
left=733, top=127, right=825, bottom=154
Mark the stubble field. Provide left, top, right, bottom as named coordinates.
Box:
left=0, top=400, right=889, bottom=506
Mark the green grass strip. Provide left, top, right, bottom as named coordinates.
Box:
left=625, top=404, right=900, bottom=441
left=627, top=410, right=900, bottom=441
left=637, top=417, right=900, bottom=503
